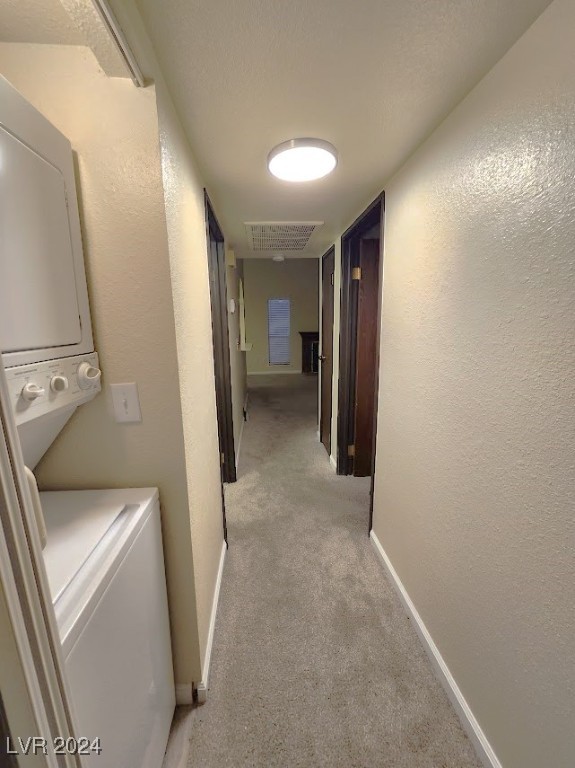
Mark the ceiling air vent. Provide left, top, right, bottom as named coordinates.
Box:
left=244, top=221, right=323, bottom=252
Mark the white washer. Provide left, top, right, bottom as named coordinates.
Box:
left=41, top=488, right=175, bottom=768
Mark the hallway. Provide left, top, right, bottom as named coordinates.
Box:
left=188, top=375, right=481, bottom=767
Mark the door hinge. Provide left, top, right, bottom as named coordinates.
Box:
left=220, top=452, right=225, bottom=465
left=352, top=267, right=361, bottom=281
left=347, top=444, right=355, bottom=457
left=331, top=272, right=334, bottom=286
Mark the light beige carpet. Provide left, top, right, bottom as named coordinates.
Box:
left=188, top=374, right=481, bottom=768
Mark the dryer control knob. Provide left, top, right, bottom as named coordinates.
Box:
left=77, top=362, right=101, bottom=389
left=50, top=375, right=69, bottom=393
left=21, top=382, right=45, bottom=402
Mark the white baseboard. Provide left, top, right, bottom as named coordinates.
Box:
left=197, top=540, right=227, bottom=703
left=369, top=531, right=502, bottom=768
left=236, top=415, right=245, bottom=470
left=247, top=370, right=303, bottom=375
left=329, top=454, right=337, bottom=471
left=174, top=683, right=193, bottom=706
left=235, top=391, right=250, bottom=470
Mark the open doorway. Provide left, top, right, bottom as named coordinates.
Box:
left=205, top=192, right=236, bottom=486
left=337, top=193, right=384, bottom=516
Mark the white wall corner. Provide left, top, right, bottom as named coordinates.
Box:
left=197, top=540, right=227, bottom=704
left=369, top=531, right=502, bottom=768
left=195, top=682, right=207, bottom=705
left=174, top=683, right=194, bottom=706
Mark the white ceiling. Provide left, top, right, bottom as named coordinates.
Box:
left=0, top=0, right=130, bottom=77
left=0, top=0, right=83, bottom=44
left=134, top=0, right=552, bottom=259
left=1, top=0, right=553, bottom=259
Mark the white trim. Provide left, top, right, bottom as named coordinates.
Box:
left=197, top=540, right=227, bottom=702
left=236, top=392, right=249, bottom=470
left=91, top=0, right=145, bottom=86
left=174, top=683, right=193, bottom=706
left=329, top=454, right=337, bottom=470
left=369, top=530, right=502, bottom=768
left=0, top=496, right=61, bottom=768
left=248, top=369, right=303, bottom=375
left=0, top=360, right=76, bottom=767
left=235, top=416, right=245, bottom=470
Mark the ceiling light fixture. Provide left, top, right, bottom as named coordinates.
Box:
left=267, top=138, right=338, bottom=182
left=272, top=254, right=285, bottom=262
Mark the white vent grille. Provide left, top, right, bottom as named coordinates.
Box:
left=244, top=221, right=323, bottom=252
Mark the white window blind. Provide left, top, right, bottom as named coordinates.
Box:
left=268, top=298, right=290, bottom=365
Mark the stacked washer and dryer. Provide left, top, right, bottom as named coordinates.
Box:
left=0, top=77, right=175, bottom=766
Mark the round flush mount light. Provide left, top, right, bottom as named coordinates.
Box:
left=272, top=254, right=285, bottom=262
left=267, top=138, right=338, bottom=182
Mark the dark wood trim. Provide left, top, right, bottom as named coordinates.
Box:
left=337, top=235, right=357, bottom=474
left=341, top=192, right=385, bottom=242
left=337, top=191, right=385, bottom=482
left=368, top=209, right=386, bottom=532
left=205, top=189, right=225, bottom=239
left=204, top=191, right=236, bottom=525
left=319, top=246, right=335, bottom=451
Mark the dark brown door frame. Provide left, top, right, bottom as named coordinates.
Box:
left=205, top=191, right=236, bottom=501
left=336, top=192, right=385, bottom=529
left=320, top=246, right=335, bottom=456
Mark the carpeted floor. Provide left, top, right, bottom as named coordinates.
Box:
left=188, top=374, right=481, bottom=768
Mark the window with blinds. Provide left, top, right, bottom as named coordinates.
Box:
left=268, top=298, right=290, bottom=365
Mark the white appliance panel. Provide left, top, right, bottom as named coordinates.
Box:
left=41, top=492, right=126, bottom=603
left=4, top=353, right=101, bottom=468
left=1, top=75, right=94, bottom=367
left=63, top=506, right=175, bottom=768
left=0, top=126, right=82, bottom=354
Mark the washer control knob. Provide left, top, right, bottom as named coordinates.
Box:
left=77, top=362, right=102, bottom=389
left=50, top=375, right=69, bottom=393
left=21, top=382, right=45, bottom=402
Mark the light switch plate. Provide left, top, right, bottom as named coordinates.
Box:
left=110, top=382, right=142, bottom=423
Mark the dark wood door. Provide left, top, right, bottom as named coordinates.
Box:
left=353, top=238, right=380, bottom=476
left=320, top=248, right=335, bottom=454
left=206, top=193, right=236, bottom=503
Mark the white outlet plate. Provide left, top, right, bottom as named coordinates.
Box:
left=110, top=382, right=142, bottom=423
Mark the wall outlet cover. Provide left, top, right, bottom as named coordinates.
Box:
left=110, top=382, right=142, bottom=423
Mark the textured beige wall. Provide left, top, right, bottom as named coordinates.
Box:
left=155, top=85, right=225, bottom=676
left=226, top=259, right=248, bottom=463
left=372, top=1, right=575, bottom=765
left=244, top=259, right=319, bottom=374
left=107, top=0, right=233, bottom=681
left=0, top=44, right=201, bottom=684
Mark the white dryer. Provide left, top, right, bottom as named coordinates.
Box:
left=41, top=488, right=175, bottom=768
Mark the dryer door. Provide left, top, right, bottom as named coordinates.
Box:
left=0, top=126, right=82, bottom=355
